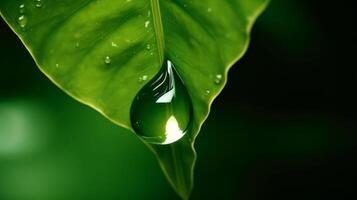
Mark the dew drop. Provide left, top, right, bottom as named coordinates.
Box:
left=138, top=75, right=148, bottom=83
left=130, top=59, right=192, bottom=145
left=19, top=4, right=25, bottom=14
left=75, top=42, right=80, bottom=48
left=205, top=89, right=211, bottom=95
left=111, top=42, right=118, bottom=47
left=146, top=44, right=151, bottom=50
left=214, top=74, right=223, bottom=84
left=145, top=20, right=150, bottom=28
left=104, top=56, right=111, bottom=65
left=207, top=7, right=212, bottom=12
left=17, top=15, right=28, bottom=28
left=34, top=0, right=43, bottom=8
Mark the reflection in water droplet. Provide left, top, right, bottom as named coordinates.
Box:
left=34, top=0, right=43, bottom=8
left=214, top=74, right=223, bottom=84
left=19, top=4, right=25, bottom=14
left=130, top=60, right=192, bottom=145
left=104, top=56, right=111, bottom=65
left=17, top=15, right=28, bottom=28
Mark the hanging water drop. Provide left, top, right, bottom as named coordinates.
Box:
left=130, top=59, right=192, bottom=145
left=17, top=15, right=28, bottom=28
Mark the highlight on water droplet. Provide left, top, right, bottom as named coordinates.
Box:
left=19, top=4, right=25, bottom=14
left=130, top=59, right=192, bottom=145
left=34, top=0, right=43, bottom=8
left=104, top=56, right=111, bottom=65
left=17, top=15, right=28, bottom=28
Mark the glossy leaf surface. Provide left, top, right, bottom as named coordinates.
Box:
left=0, top=0, right=269, bottom=198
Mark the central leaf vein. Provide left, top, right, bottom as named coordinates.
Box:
left=150, top=0, right=165, bottom=64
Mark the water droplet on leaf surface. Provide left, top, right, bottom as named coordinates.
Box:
left=205, top=89, right=211, bottom=96
left=17, top=15, right=28, bottom=28
left=214, top=74, right=223, bottom=84
left=19, top=4, right=25, bottom=14
left=104, top=56, right=111, bottom=65
left=34, top=0, right=43, bottom=8
left=130, top=60, right=192, bottom=145
left=138, top=75, right=148, bottom=83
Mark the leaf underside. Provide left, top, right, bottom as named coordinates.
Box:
left=0, top=0, right=269, bottom=199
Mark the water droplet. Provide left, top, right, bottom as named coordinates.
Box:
left=207, top=8, right=212, bottom=12
left=130, top=59, right=192, bottom=145
left=138, top=75, right=148, bottom=83
left=55, top=63, right=59, bottom=68
left=19, top=4, right=25, bottom=14
left=146, top=44, right=151, bottom=50
left=214, top=74, right=223, bottom=84
left=75, top=42, right=80, bottom=48
left=205, top=89, right=211, bottom=95
left=145, top=20, right=150, bottom=28
left=17, top=15, right=28, bottom=28
left=104, top=56, right=111, bottom=65
left=34, top=0, right=43, bottom=8
left=111, top=42, right=118, bottom=47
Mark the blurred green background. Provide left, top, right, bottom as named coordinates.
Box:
left=1, top=0, right=355, bottom=199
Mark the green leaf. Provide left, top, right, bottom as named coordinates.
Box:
left=0, top=0, right=269, bottom=199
